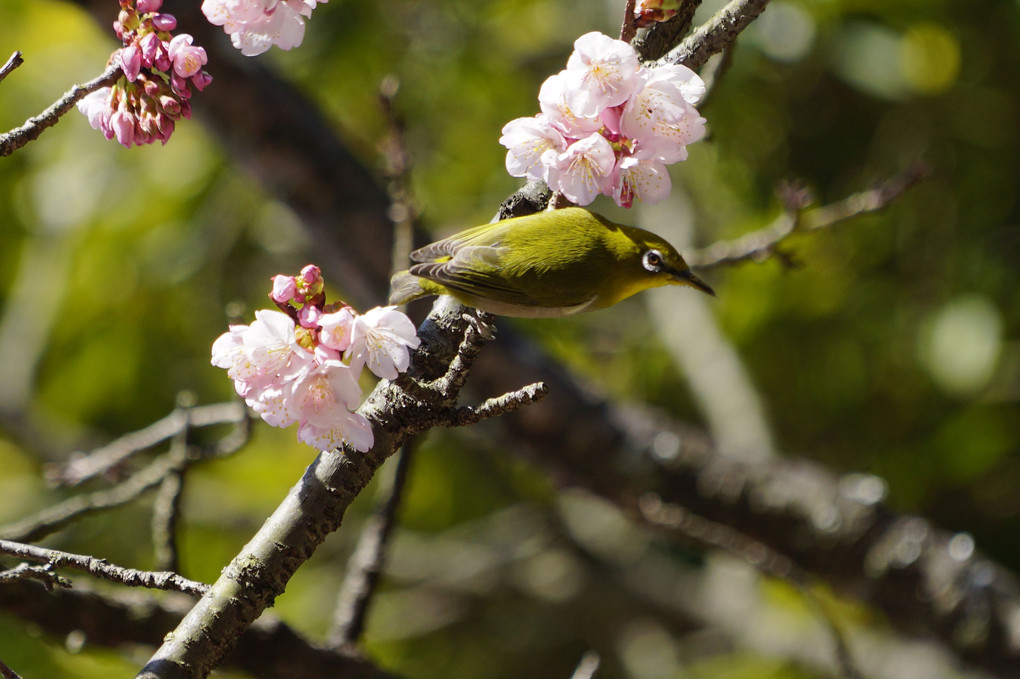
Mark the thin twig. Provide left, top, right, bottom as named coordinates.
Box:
left=0, top=454, right=183, bottom=542
left=378, top=75, right=418, bottom=284
left=328, top=440, right=418, bottom=648
left=570, top=651, right=601, bottom=679
left=441, top=382, right=549, bottom=428
left=663, top=0, right=773, bottom=70
left=152, top=403, right=193, bottom=572
left=688, top=162, right=929, bottom=269
left=0, top=562, right=71, bottom=590
left=0, top=657, right=24, bottom=679
left=620, top=0, right=638, bottom=43
left=0, top=51, right=24, bottom=85
left=47, top=401, right=247, bottom=487
left=632, top=493, right=864, bottom=678
left=0, top=539, right=208, bottom=596
left=0, top=61, right=121, bottom=157
left=696, top=43, right=736, bottom=110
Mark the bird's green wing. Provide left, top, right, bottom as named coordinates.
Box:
left=409, top=222, right=515, bottom=263
left=409, top=244, right=540, bottom=307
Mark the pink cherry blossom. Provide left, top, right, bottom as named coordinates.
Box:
left=563, top=32, right=642, bottom=116
left=319, top=307, right=356, bottom=352
left=612, top=155, right=671, bottom=208
left=547, top=133, right=617, bottom=206
left=499, top=115, right=566, bottom=182
left=202, top=0, right=327, bottom=57
left=168, top=34, right=208, bottom=78
left=77, top=88, right=113, bottom=132
left=538, top=71, right=603, bottom=139
left=346, top=306, right=422, bottom=380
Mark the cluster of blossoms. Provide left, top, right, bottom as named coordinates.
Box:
left=77, top=0, right=211, bottom=147
left=500, top=31, right=706, bottom=208
left=201, top=0, right=328, bottom=56
left=211, top=265, right=421, bottom=453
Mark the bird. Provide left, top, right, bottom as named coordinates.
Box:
left=389, top=206, right=714, bottom=318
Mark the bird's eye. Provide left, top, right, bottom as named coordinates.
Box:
left=642, top=250, right=663, bottom=272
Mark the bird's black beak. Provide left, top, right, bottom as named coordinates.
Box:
left=674, top=269, right=716, bottom=297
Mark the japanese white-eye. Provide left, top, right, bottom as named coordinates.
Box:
left=389, top=207, right=714, bottom=318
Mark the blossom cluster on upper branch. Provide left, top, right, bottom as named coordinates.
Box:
left=500, top=31, right=707, bottom=208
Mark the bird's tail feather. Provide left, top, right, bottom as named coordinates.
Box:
left=388, top=271, right=425, bottom=305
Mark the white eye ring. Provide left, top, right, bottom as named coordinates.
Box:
left=642, top=250, right=663, bottom=272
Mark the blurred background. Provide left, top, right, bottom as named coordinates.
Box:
left=0, top=0, right=1018, bottom=677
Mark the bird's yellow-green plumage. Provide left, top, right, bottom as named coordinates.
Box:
left=389, top=207, right=714, bottom=318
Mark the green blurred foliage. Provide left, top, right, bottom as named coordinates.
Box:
left=0, top=0, right=1019, bottom=677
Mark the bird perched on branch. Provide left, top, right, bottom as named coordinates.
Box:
left=389, top=207, right=714, bottom=318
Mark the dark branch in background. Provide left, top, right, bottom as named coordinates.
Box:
left=0, top=60, right=121, bottom=157
left=378, top=75, right=419, bottom=282
left=47, top=401, right=248, bottom=487
left=0, top=402, right=250, bottom=544
left=0, top=539, right=208, bottom=595
left=689, top=162, right=930, bottom=269
left=0, top=581, right=400, bottom=679
left=329, top=441, right=418, bottom=648
left=152, top=401, right=193, bottom=572
left=0, top=51, right=24, bottom=85
left=0, top=658, right=24, bottom=679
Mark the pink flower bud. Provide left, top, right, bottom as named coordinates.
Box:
left=111, top=109, right=136, bottom=147
left=191, top=71, right=213, bottom=92
left=154, top=43, right=171, bottom=72
left=297, top=304, right=322, bottom=329
left=159, top=95, right=181, bottom=117
left=270, top=275, right=298, bottom=303
left=137, top=0, right=162, bottom=12
left=300, top=265, right=321, bottom=286
left=139, top=32, right=161, bottom=65
left=120, top=45, right=142, bottom=82
left=143, top=77, right=161, bottom=97
left=170, top=72, right=191, bottom=99
left=151, top=12, right=177, bottom=31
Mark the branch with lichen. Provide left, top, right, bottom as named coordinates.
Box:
left=0, top=540, right=208, bottom=595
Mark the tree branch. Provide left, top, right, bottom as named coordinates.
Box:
left=0, top=539, right=208, bottom=596
left=329, top=441, right=417, bottom=648
left=0, top=658, right=24, bottom=679
left=663, top=0, right=772, bottom=69
left=0, top=51, right=24, bottom=85
left=134, top=300, right=543, bottom=678
left=0, top=60, right=121, bottom=158
left=688, top=162, right=929, bottom=269
left=0, top=580, right=400, bottom=679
